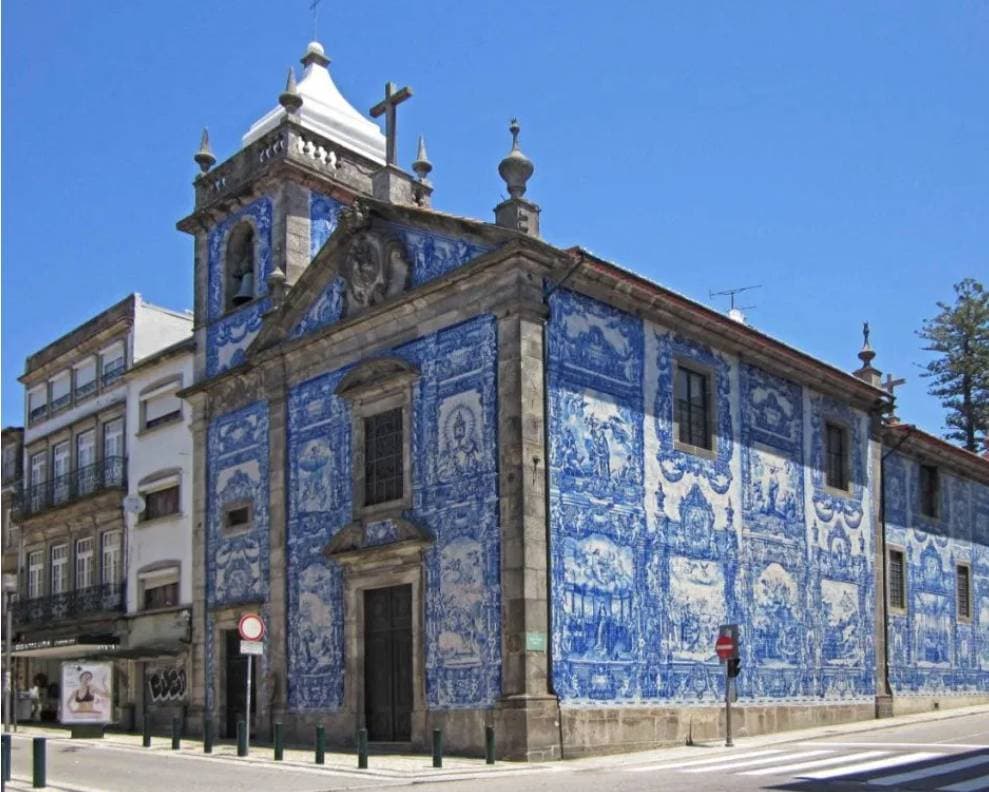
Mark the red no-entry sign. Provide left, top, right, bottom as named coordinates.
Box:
left=715, top=634, right=737, bottom=659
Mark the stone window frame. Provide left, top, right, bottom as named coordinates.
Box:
left=335, top=357, right=419, bottom=523
left=823, top=418, right=852, bottom=496
left=887, top=544, right=908, bottom=615
left=919, top=462, right=940, bottom=519
left=26, top=545, right=46, bottom=599
left=955, top=561, right=972, bottom=623
left=222, top=500, right=254, bottom=536
left=672, top=357, right=718, bottom=460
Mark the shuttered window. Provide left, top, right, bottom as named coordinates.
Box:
left=28, top=387, right=47, bottom=423
left=143, top=391, right=182, bottom=430
left=143, top=485, right=180, bottom=521
left=889, top=549, right=906, bottom=611
left=51, top=373, right=71, bottom=411
left=75, top=358, right=97, bottom=399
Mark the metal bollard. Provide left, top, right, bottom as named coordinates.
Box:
left=143, top=712, right=151, bottom=747
left=274, top=722, right=284, bottom=761
left=485, top=725, right=495, bottom=764
left=237, top=719, right=247, bottom=757
left=203, top=720, right=213, bottom=754
left=32, top=736, right=46, bottom=789
left=432, top=728, right=443, bottom=768
left=315, top=724, right=325, bottom=765
left=357, top=727, right=368, bottom=769
left=172, top=716, right=181, bottom=750
left=2, top=734, right=11, bottom=781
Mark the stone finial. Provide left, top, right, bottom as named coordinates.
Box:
left=301, top=40, right=330, bottom=68
left=412, top=135, right=433, bottom=184
left=279, top=67, right=303, bottom=114
left=498, top=118, right=534, bottom=198
left=266, top=267, right=287, bottom=311
left=853, top=320, right=882, bottom=387
left=194, top=128, right=216, bottom=174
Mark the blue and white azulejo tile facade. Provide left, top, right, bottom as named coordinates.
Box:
left=284, top=315, right=501, bottom=712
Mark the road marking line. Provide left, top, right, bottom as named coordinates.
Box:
left=625, top=749, right=785, bottom=772
left=682, top=750, right=833, bottom=773
left=740, top=751, right=892, bottom=776
left=870, top=754, right=989, bottom=786
left=803, top=741, right=987, bottom=750
left=799, top=752, right=942, bottom=780
left=938, top=772, right=989, bottom=792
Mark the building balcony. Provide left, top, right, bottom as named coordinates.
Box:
left=12, top=582, right=126, bottom=628
left=16, top=456, right=126, bottom=519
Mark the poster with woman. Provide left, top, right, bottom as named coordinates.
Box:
left=60, top=662, right=112, bottom=724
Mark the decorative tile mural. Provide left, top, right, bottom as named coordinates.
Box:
left=885, top=454, right=989, bottom=695
left=206, top=401, right=270, bottom=606
left=205, top=197, right=274, bottom=376
left=284, top=315, right=501, bottom=711
left=548, top=288, right=882, bottom=705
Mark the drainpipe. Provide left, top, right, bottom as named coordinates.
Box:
left=879, top=424, right=914, bottom=705
left=541, top=253, right=585, bottom=757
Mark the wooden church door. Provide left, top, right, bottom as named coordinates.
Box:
left=364, top=584, right=413, bottom=741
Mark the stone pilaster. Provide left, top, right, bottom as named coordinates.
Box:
left=870, top=411, right=893, bottom=717
left=280, top=181, right=311, bottom=287
left=186, top=392, right=209, bottom=734
left=493, top=269, right=561, bottom=760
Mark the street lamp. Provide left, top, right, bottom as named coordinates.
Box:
left=3, top=572, right=17, bottom=732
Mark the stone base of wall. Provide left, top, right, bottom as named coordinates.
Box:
left=560, top=702, right=875, bottom=758
left=892, top=693, right=989, bottom=717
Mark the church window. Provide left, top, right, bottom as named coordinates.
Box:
left=224, top=222, right=257, bottom=312
left=825, top=422, right=849, bottom=492
left=224, top=502, right=252, bottom=533
left=956, top=564, right=971, bottom=620
left=919, top=464, right=939, bottom=518
left=888, top=548, right=906, bottom=611
left=364, top=408, right=404, bottom=506
left=675, top=364, right=712, bottom=452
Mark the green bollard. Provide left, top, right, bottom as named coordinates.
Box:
left=2, top=734, right=11, bottom=781
left=432, top=728, right=443, bottom=769
left=203, top=720, right=213, bottom=754
left=357, top=727, right=368, bottom=769
left=172, top=716, right=181, bottom=750
left=143, top=712, right=151, bottom=747
left=237, top=719, right=247, bottom=757
left=485, top=725, right=495, bottom=764
left=274, top=722, right=284, bottom=761
left=32, top=737, right=46, bottom=789
left=315, top=724, right=325, bottom=765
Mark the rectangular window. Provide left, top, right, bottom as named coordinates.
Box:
left=50, top=544, right=69, bottom=595
left=223, top=503, right=252, bottom=532
left=28, top=387, right=47, bottom=424
left=101, top=344, right=126, bottom=386
left=889, top=548, right=906, bottom=611
left=75, top=358, right=97, bottom=400
left=957, top=564, right=971, bottom=620
left=364, top=408, right=404, bottom=506
left=75, top=537, right=94, bottom=589
left=28, top=551, right=44, bottom=599
left=825, top=422, right=849, bottom=491
left=103, top=418, right=125, bottom=486
left=920, top=464, right=939, bottom=518
left=142, top=391, right=182, bottom=430
left=143, top=581, right=179, bottom=610
left=50, top=373, right=71, bottom=412
left=675, top=365, right=712, bottom=451
left=52, top=441, right=70, bottom=504
left=143, top=485, right=180, bottom=521
left=76, top=430, right=97, bottom=495
left=30, top=452, right=47, bottom=486
left=101, top=530, right=122, bottom=585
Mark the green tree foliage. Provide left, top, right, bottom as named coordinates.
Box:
left=918, top=279, right=989, bottom=452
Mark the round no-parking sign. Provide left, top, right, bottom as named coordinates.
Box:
left=238, top=612, right=266, bottom=642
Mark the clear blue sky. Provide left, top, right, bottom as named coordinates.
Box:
left=3, top=2, right=986, bottom=437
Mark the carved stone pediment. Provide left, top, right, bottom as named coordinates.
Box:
left=323, top=516, right=432, bottom=563
left=340, top=231, right=410, bottom=319
left=335, top=356, right=419, bottom=401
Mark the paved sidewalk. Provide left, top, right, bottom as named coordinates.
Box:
left=5, top=702, right=987, bottom=783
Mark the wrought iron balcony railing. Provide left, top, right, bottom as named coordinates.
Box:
left=12, top=582, right=125, bottom=627
left=16, top=456, right=126, bottom=518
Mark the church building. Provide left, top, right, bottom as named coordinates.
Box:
left=178, top=39, right=989, bottom=759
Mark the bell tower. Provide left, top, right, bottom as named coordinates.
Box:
left=177, top=40, right=397, bottom=382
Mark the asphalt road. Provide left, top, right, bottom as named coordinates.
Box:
left=4, top=710, right=988, bottom=792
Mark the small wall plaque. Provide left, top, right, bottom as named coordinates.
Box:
left=525, top=631, right=547, bottom=652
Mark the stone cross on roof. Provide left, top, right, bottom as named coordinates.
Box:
left=370, top=81, right=412, bottom=167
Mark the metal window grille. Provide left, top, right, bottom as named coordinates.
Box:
left=825, top=423, right=848, bottom=491
left=676, top=367, right=711, bottom=450
left=957, top=565, right=971, bottom=619
left=364, top=408, right=404, bottom=506
left=889, top=549, right=906, bottom=610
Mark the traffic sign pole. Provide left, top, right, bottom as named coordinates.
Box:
left=245, top=653, right=252, bottom=752
left=724, top=660, right=733, bottom=747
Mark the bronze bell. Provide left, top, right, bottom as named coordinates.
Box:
left=232, top=271, right=255, bottom=306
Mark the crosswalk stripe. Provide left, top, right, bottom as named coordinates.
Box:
left=740, top=750, right=893, bottom=777
left=870, top=754, right=989, bottom=787
left=799, top=752, right=943, bottom=780
left=937, top=772, right=989, bottom=792
left=681, top=750, right=833, bottom=773
left=625, top=749, right=785, bottom=772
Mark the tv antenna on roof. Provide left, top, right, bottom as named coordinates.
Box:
left=709, top=284, right=762, bottom=324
